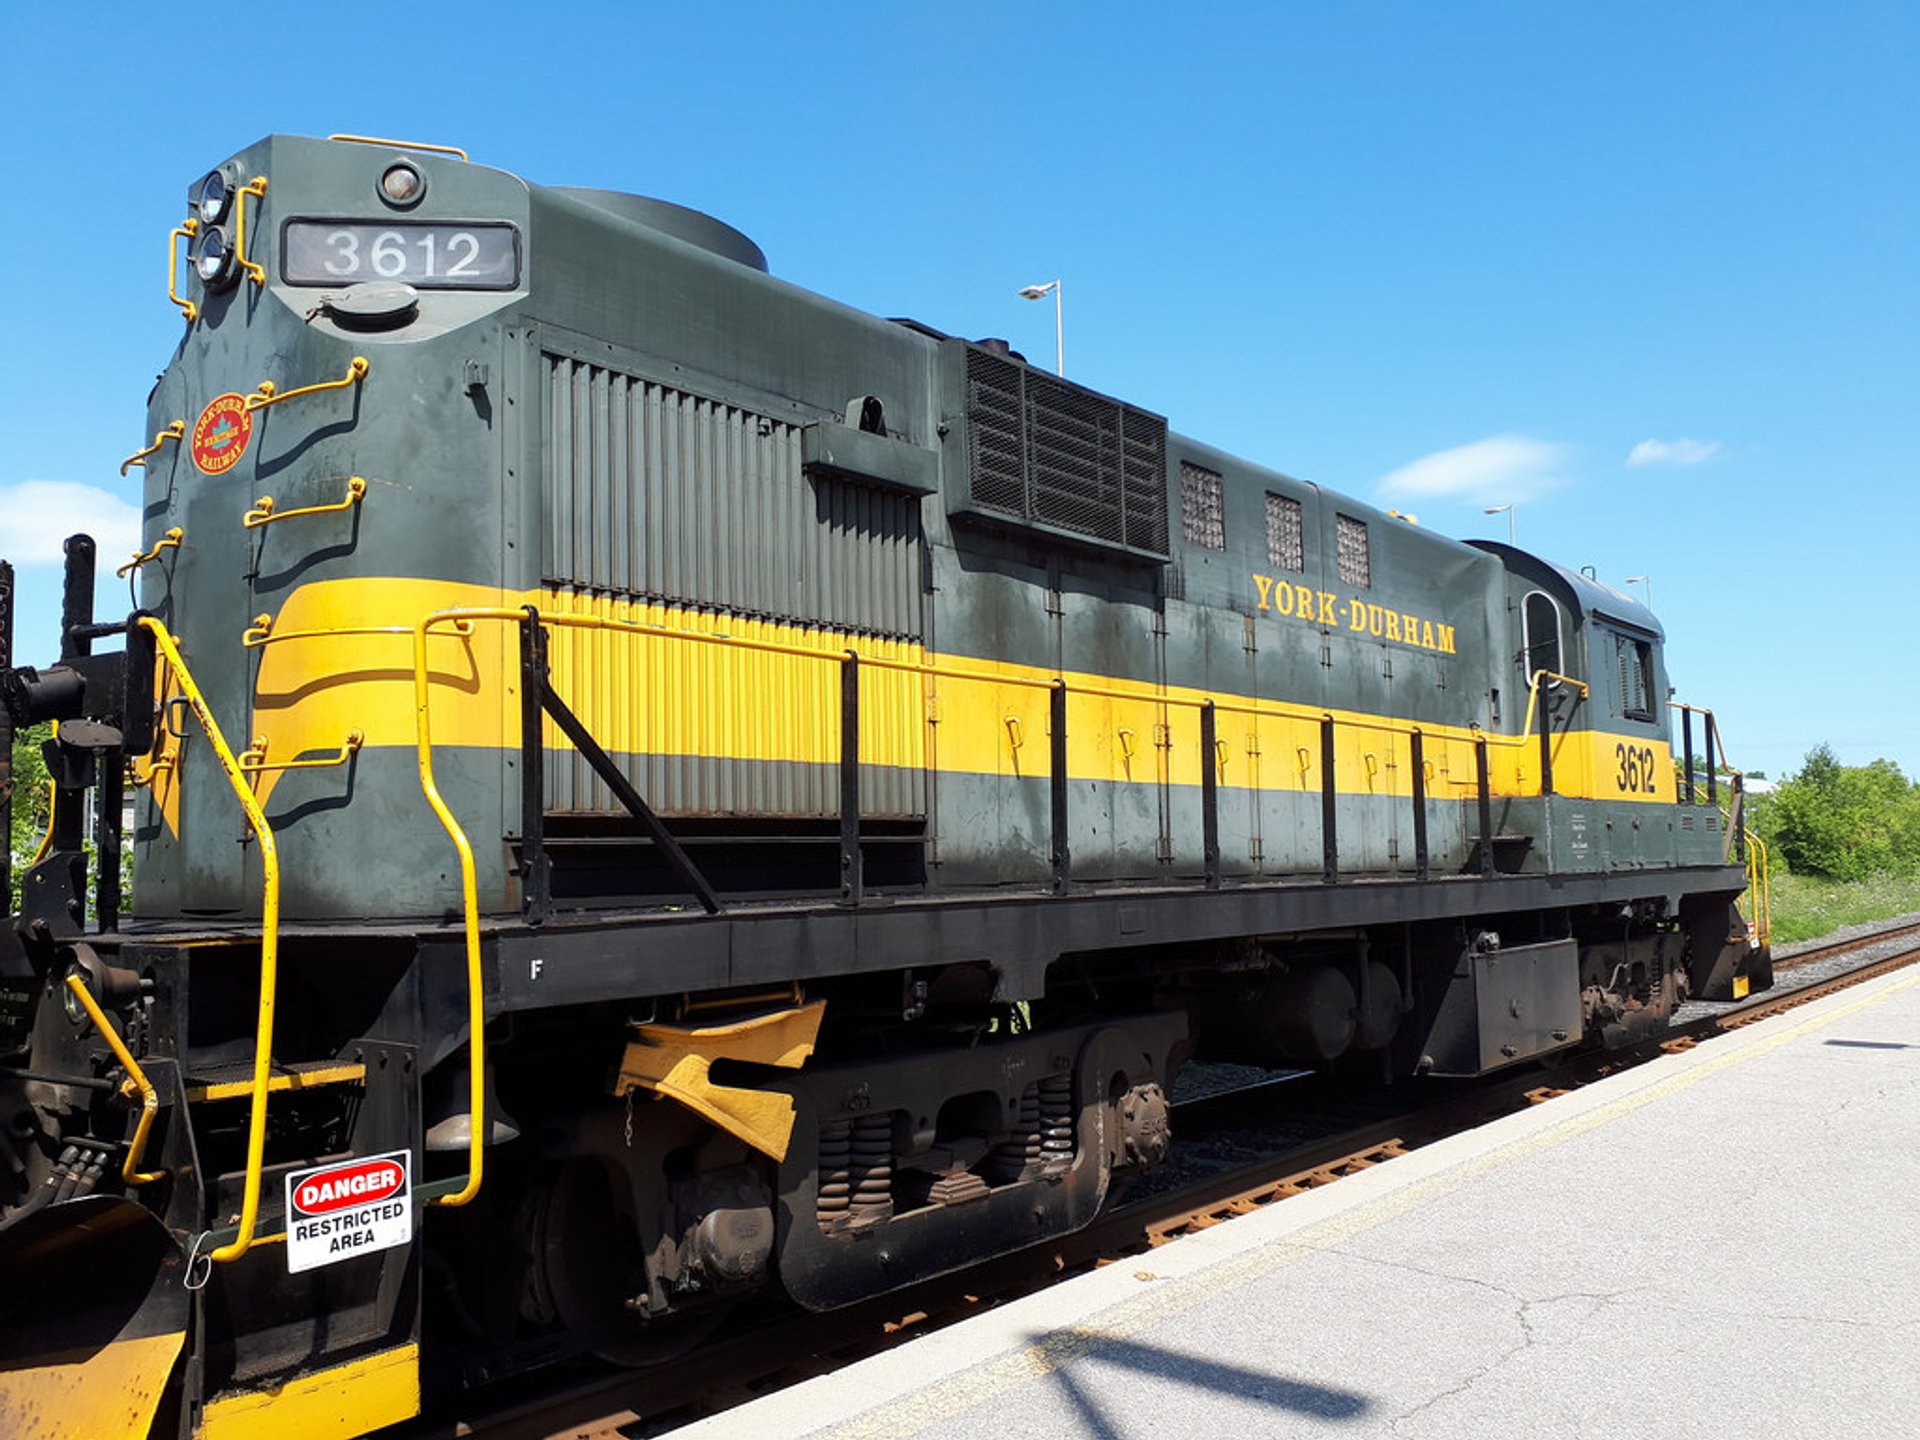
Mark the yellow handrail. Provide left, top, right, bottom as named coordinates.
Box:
left=137, top=616, right=280, bottom=1264
left=240, top=730, right=364, bottom=776
left=245, top=356, right=369, bottom=414
left=1745, top=830, right=1772, bottom=946
left=168, top=220, right=200, bottom=323
left=411, top=610, right=513, bottom=1208
left=245, top=476, right=368, bottom=529
left=29, top=778, right=56, bottom=864
left=115, top=527, right=185, bottom=579
left=120, top=421, right=185, bottom=475
left=233, top=176, right=269, bottom=288
left=243, top=617, right=471, bottom=651
left=63, top=976, right=166, bottom=1186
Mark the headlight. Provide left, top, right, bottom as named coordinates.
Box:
left=380, top=162, right=425, bottom=207
left=193, top=169, right=231, bottom=225
left=194, top=225, right=238, bottom=288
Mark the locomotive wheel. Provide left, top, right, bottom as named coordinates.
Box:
left=529, top=1157, right=729, bottom=1366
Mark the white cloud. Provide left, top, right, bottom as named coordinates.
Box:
left=0, top=481, right=142, bottom=567
left=1377, top=434, right=1569, bottom=503
left=1625, top=437, right=1722, bottom=468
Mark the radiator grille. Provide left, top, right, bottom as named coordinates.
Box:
left=543, top=354, right=922, bottom=640
left=964, top=346, right=1168, bottom=557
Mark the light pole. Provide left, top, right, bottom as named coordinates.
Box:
left=1625, top=574, right=1653, bottom=611
left=1018, top=280, right=1063, bottom=376
left=1483, top=504, right=1515, bottom=545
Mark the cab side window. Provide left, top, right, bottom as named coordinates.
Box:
left=1613, top=632, right=1656, bottom=722
left=1522, top=591, right=1562, bottom=684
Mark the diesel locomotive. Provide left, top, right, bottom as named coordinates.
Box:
left=0, top=134, right=1767, bottom=1440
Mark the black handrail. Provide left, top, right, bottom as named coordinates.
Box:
left=1475, top=735, right=1494, bottom=877
left=1049, top=681, right=1070, bottom=895
left=1200, top=701, right=1221, bottom=890
left=840, top=652, right=863, bottom=905
left=1410, top=728, right=1429, bottom=881
left=1321, top=716, right=1338, bottom=885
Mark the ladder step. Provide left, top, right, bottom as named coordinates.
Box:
left=186, top=1059, right=367, bottom=1103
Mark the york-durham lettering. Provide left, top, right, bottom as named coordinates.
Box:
left=1251, top=574, right=1456, bottom=655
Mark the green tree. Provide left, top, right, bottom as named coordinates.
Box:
left=1757, top=744, right=1920, bottom=881
left=7, top=721, right=53, bottom=907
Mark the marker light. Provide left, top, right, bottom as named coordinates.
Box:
left=380, top=162, right=425, bottom=207
left=194, top=226, right=238, bottom=288
left=193, top=169, right=231, bottom=225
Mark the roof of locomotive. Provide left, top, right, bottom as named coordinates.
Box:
left=1469, top=541, right=1664, bottom=639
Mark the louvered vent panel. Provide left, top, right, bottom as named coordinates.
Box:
left=543, top=353, right=921, bottom=639
left=540, top=353, right=926, bottom=820
left=963, top=345, right=1168, bottom=558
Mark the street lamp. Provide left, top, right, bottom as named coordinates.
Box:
left=1625, top=575, right=1654, bottom=611
left=1018, top=280, right=1063, bottom=376
left=1482, top=504, right=1515, bottom=545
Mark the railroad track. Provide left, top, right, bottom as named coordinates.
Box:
left=415, top=921, right=1920, bottom=1440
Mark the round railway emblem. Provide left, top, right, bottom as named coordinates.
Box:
left=190, top=392, right=254, bottom=474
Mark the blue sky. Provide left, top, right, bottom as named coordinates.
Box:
left=2, top=2, right=1914, bottom=780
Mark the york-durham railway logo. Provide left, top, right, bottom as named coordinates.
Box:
left=190, top=392, right=253, bottom=475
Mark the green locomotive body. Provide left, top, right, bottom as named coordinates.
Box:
left=0, top=135, right=1765, bottom=1440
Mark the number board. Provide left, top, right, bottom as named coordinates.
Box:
left=282, top=220, right=520, bottom=289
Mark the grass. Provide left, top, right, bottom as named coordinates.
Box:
left=1758, top=868, right=1920, bottom=946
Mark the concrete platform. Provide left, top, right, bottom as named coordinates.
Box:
left=667, top=964, right=1920, bottom=1440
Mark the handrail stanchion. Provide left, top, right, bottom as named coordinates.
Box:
left=518, top=608, right=551, bottom=925
left=1049, top=680, right=1070, bottom=894
left=1410, top=728, right=1429, bottom=881
left=1682, top=706, right=1696, bottom=804
left=840, top=651, right=863, bottom=905
left=1475, top=735, right=1495, bottom=877
left=1321, top=715, right=1338, bottom=885
left=1537, top=674, right=1554, bottom=797
left=1200, top=700, right=1221, bottom=890
left=1705, top=713, right=1718, bottom=805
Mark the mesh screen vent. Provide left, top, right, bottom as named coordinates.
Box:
left=964, top=345, right=1168, bottom=558
left=1180, top=463, right=1226, bottom=550
left=1265, top=492, right=1304, bottom=571
left=1336, top=513, right=1370, bottom=588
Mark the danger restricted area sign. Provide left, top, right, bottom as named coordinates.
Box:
left=285, top=1150, right=414, bottom=1273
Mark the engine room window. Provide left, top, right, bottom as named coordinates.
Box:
left=1265, top=492, right=1304, bottom=572
left=1180, top=462, right=1226, bottom=550
left=1336, top=514, right=1370, bottom=588
left=1615, top=633, right=1656, bottom=721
